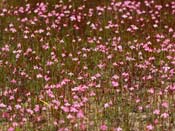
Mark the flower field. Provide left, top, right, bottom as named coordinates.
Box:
left=0, top=0, right=175, bottom=131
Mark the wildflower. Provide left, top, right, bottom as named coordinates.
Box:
left=100, top=124, right=108, bottom=131
left=153, top=109, right=160, bottom=115
left=77, top=110, right=84, bottom=118
left=112, top=81, right=119, bottom=87
left=114, top=127, right=122, bottom=131
left=0, top=103, right=7, bottom=108
left=8, top=127, right=14, bottom=131
left=161, top=102, right=168, bottom=108
left=146, top=124, right=154, bottom=130
left=161, top=113, right=169, bottom=119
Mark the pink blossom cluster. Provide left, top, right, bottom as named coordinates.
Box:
left=0, top=0, right=175, bottom=130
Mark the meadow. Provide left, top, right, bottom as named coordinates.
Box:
left=0, top=0, right=175, bottom=131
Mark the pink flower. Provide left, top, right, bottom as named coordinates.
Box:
left=61, top=106, right=69, bottom=113
left=138, top=106, right=143, bottom=111
left=112, top=81, right=119, bottom=87
left=70, top=15, right=76, bottom=21
left=10, top=79, right=16, bottom=84
left=146, top=124, right=154, bottom=130
left=161, top=102, right=168, bottom=108
left=148, top=88, right=154, bottom=94
left=0, top=103, right=7, bottom=108
left=15, top=104, right=21, bottom=110
left=67, top=114, right=73, bottom=119
left=34, top=105, right=40, bottom=112
left=100, top=124, right=108, bottom=131
left=112, top=75, right=119, bottom=80
left=153, top=109, right=160, bottom=115
left=36, top=74, right=43, bottom=78
left=8, top=127, right=14, bottom=131
left=77, top=110, right=85, bottom=118
left=114, top=127, right=122, bottom=131
left=161, top=113, right=169, bottom=119
left=154, top=119, right=159, bottom=124
left=104, top=103, right=110, bottom=108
